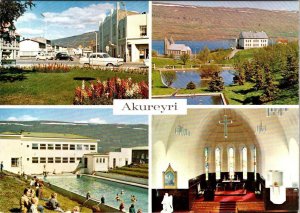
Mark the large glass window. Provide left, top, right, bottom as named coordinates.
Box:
left=55, top=157, right=61, bottom=163
left=70, top=144, right=75, bottom=150
left=11, top=158, right=19, bottom=167
left=48, top=144, right=54, bottom=150
left=140, top=25, right=147, bottom=36
left=204, top=147, right=209, bottom=181
left=242, top=147, right=247, bottom=180
left=55, top=144, right=61, bottom=150
left=228, top=147, right=235, bottom=179
left=40, top=157, right=46, bottom=163
left=215, top=148, right=221, bottom=180
left=32, top=143, right=38, bottom=150
left=90, top=145, right=96, bottom=151
left=63, top=144, right=68, bottom=150
left=40, top=144, right=46, bottom=150
left=77, top=144, right=82, bottom=150
left=48, top=158, right=54, bottom=163
left=32, top=157, right=38, bottom=163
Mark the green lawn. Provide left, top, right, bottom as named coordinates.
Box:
left=109, top=164, right=148, bottom=179
left=0, top=171, right=92, bottom=213
left=152, top=57, right=198, bottom=69
left=0, top=68, right=148, bottom=105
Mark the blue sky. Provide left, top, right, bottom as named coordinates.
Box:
left=0, top=108, right=148, bottom=125
left=158, top=1, right=298, bottom=11
left=15, top=1, right=148, bottom=40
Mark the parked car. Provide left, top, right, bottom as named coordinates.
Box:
left=36, top=53, right=54, bottom=60
left=55, top=52, right=73, bottom=61
left=79, top=53, right=124, bottom=67
left=143, top=58, right=150, bottom=68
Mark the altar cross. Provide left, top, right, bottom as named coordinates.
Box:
left=219, top=115, right=233, bottom=139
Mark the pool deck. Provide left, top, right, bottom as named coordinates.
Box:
left=83, top=174, right=148, bottom=189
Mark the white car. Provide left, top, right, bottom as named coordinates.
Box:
left=80, top=53, right=124, bottom=67
left=36, top=53, right=54, bottom=60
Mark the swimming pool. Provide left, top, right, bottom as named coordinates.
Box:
left=46, top=175, right=148, bottom=212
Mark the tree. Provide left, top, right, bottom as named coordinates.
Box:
left=260, top=66, right=278, bottom=103
left=0, top=0, right=34, bottom=42
left=281, top=52, right=298, bottom=87
left=161, top=71, right=177, bottom=87
left=180, top=53, right=190, bottom=65
left=197, top=46, right=210, bottom=63
left=186, top=81, right=196, bottom=90
left=199, top=64, right=221, bottom=79
left=208, top=72, right=224, bottom=92
left=254, top=67, right=265, bottom=91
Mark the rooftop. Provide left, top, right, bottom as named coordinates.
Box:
left=168, top=43, right=191, bottom=52
left=239, top=31, right=268, bottom=39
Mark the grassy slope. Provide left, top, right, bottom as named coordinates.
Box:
left=109, top=165, right=149, bottom=179
left=0, top=68, right=147, bottom=105
left=0, top=171, right=91, bottom=213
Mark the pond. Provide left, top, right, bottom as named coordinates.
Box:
left=154, top=94, right=225, bottom=105
left=161, top=70, right=235, bottom=89
left=45, top=175, right=148, bottom=212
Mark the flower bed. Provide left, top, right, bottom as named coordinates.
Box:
left=32, top=64, right=70, bottom=73
left=74, top=77, right=149, bottom=105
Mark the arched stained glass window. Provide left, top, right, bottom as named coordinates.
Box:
left=215, top=147, right=221, bottom=180
left=205, top=147, right=209, bottom=181
left=242, top=147, right=247, bottom=179
left=228, top=147, right=235, bottom=179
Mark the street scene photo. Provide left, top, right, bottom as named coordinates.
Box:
left=0, top=108, right=149, bottom=212
left=0, top=1, right=149, bottom=105
left=152, top=1, right=299, bottom=105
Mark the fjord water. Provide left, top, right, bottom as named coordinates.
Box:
left=153, top=39, right=237, bottom=54
left=46, top=176, right=148, bottom=212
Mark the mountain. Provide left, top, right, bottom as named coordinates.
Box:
left=51, top=31, right=98, bottom=48
left=0, top=121, right=148, bottom=153
left=153, top=2, right=299, bottom=41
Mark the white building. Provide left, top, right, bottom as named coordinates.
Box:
left=164, top=37, right=192, bottom=58
left=19, top=38, right=53, bottom=57
left=237, top=31, right=269, bottom=49
left=99, top=7, right=149, bottom=62
left=83, top=153, right=109, bottom=173
left=0, top=132, right=98, bottom=175
left=0, top=23, right=20, bottom=62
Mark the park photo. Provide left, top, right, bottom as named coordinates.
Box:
left=0, top=108, right=149, bottom=213
left=152, top=1, right=299, bottom=105
left=0, top=1, right=149, bottom=105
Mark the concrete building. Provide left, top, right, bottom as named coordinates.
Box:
left=99, top=8, right=149, bottom=62
left=237, top=31, right=269, bottom=49
left=0, top=132, right=98, bottom=175
left=164, top=36, right=192, bottom=59
left=0, top=23, right=20, bottom=62
left=19, top=38, right=52, bottom=57
left=108, top=148, right=132, bottom=169
left=82, top=153, right=109, bottom=173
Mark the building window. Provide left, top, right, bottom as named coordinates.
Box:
left=48, top=144, right=54, bottom=150
left=215, top=147, right=221, bottom=180
left=70, top=158, right=75, bottom=163
left=11, top=158, right=19, bottom=167
left=63, top=157, right=68, bottom=163
left=140, top=25, right=147, bottom=36
left=55, top=144, right=61, bottom=150
left=90, top=145, right=96, bottom=151
left=100, top=158, right=102, bottom=163
left=228, top=147, right=235, bottom=179
left=63, top=144, right=68, bottom=150
left=254, top=146, right=257, bottom=181
left=32, top=157, right=38, bottom=163
left=242, top=147, right=247, bottom=179
left=70, top=144, right=75, bottom=150
left=55, top=157, right=61, bottom=163
left=48, top=158, right=54, bottom=163
left=40, top=157, right=46, bottom=163
left=77, top=158, right=82, bottom=163
left=103, top=158, right=105, bottom=163
left=40, top=144, right=46, bottom=150
left=84, top=145, right=89, bottom=150
left=77, top=144, right=82, bottom=150
left=32, top=143, right=38, bottom=150
left=204, top=147, right=209, bottom=181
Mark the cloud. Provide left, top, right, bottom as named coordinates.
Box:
left=16, top=28, right=44, bottom=36
left=42, top=3, right=114, bottom=29
left=17, top=12, right=38, bottom=23
left=75, top=118, right=107, bottom=124
left=7, top=115, right=38, bottom=121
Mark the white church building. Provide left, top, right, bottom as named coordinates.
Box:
left=237, top=31, right=269, bottom=49
left=0, top=132, right=98, bottom=175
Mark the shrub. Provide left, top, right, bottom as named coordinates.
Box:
left=180, top=53, right=190, bottom=65
left=208, top=72, right=224, bottom=92
left=74, top=78, right=149, bottom=105
left=32, top=64, right=70, bottom=73
left=152, top=50, right=158, bottom=57
left=186, top=81, right=196, bottom=90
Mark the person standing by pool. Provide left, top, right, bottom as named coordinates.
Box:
left=119, top=202, right=125, bottom=212
left=0, top=161, right=3, bottom=172
left=129, top=204, right=136, bottom=213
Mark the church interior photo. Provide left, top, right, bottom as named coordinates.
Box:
left=152, top=108, right=299, bottom=213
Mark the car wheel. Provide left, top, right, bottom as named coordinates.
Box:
left=106, top=63, right=114, bottom=67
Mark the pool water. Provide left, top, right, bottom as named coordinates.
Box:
left=155, top=95, right=224, bottom=105
left=161, top=70, right=235, bottom=89
left=46, top=176, right=148, bottom=212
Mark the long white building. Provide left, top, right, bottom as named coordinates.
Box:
left=0, top=132, right=98, bottom=175
left=237, top=31, right=269, bottom=49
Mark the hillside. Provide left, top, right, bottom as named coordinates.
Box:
left=52, top=31, right=98, bottom=48
left=153, top=2, right=298, bottom=41
left=0, top=121, right=148, bottom=153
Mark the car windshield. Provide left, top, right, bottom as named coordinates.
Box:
left=103, top=54, right=110, bottom=58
